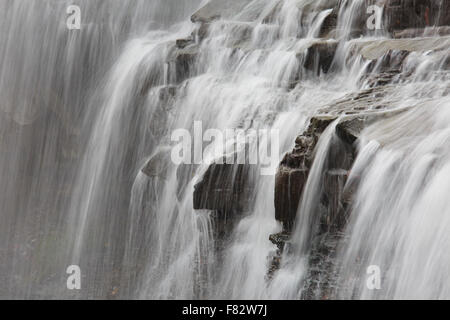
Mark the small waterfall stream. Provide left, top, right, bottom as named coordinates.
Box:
left=0, top=0, right=449, bottom=299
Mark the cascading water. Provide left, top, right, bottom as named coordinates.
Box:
left=0, top=0, right=202, bottom=299
left=1, top=0, right=449, bottom=300
left=335, top=58, right=450, bottom=299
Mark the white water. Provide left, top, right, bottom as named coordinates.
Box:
left=336, top=61, right=450, bottom=299
left=0, top=0, right=449, bottom=299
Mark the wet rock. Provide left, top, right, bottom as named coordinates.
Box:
left=275, top=112, right=371, bottom=234
left=366, top=49, right=410, bottom=75
left=319, top=128, right=356, bottom=233
left=384, top=0, right=450, bottom=32
left=196, top=23, right=211, bottom=40
left=193, top=160, right=255, bottom=257
left=315, top=0, right=450, bottom=39
left=157, top=86, right=177, bottom=101
left=275, top=117, right=335, bottom=231
left=269, top=232, right=291, bottom=252
left=193, top=163, right=255, bottom=213
left=442, top=53, right=450, bottom=70
left=319, top=8, right=338, bottom=38
left=276, top=81, right=417, bottom=235
left=355, top=37, right=450, bottom=87
left=318, top=85, right=400, bottom=117
left=147, top=86, right=177, bottom=139
left=167, top=45, right=198, bottom=84
left=335, top=117, right=366, bottom=145
left=267, top=253, right=282, bottom=279
left=302, top=41, right=338, bottom=74
left=267, top=231, right=291, bottom=279
left=300, top=232, right=342, bottom=300
left=320, top=169, right=349, bottom=233
left=274, top=167, right=308, bottom=231
left=364, top=70, right=401, bottom=88
left=176, top=37, right=194, bottom=49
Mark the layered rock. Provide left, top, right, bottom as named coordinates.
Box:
left=275, top=117, right=334, bottom=231
left=274, top=115, right=359, bottom=231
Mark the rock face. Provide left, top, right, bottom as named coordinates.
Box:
left=275, top=117, right=334, bottom=231
left=303, top=41, right=338, bottom=74
left=167, top=45, right=198, bottom=85
left=193, top=162, right=256, bottom=240
left=274, top=116, right=357, bottom=233
left=193, top=163, right=255, bottom=213
left=385, top=0, right=450, bottom=32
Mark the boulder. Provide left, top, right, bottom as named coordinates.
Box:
left=269, top=231, right=291, bottom=252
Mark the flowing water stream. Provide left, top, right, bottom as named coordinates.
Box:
left=0, top=0, right=449, bottom=299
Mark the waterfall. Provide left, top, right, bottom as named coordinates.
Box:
left=1, top=0, right=449, bottom=300
left=0, top=0, right=201, bottom=299
left=335, top=62, right=450, bottom=299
